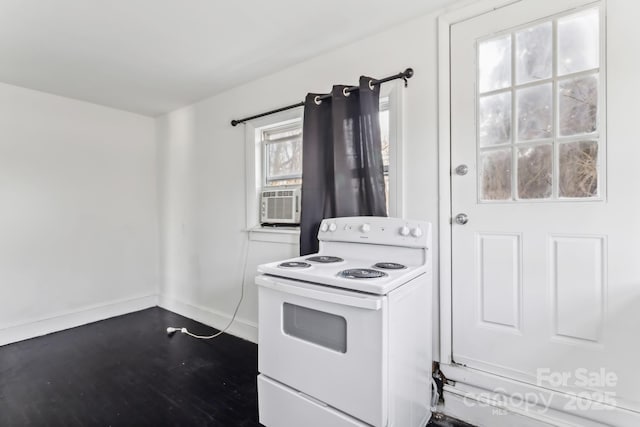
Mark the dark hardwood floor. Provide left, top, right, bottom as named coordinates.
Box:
left=0, top=308, right=259, bottom=426
left=0, top=307, right=472, bottom=427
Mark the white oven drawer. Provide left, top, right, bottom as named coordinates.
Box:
left=257, top=275, right=388, bottom=427
left=258, top=375, right=368, bottom=427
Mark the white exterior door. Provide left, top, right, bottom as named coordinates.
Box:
left=451, top=0, right=640, bottom=412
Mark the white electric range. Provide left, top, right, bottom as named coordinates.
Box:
left=256, top=216, right=433, bottom=427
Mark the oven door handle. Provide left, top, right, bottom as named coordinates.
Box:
left=256, top=275, right=382, bottom=310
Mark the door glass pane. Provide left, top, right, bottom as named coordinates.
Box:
left=559, top=141, right=598, bottom=198
left=479, top=92, right=512, bottom=147
left=558, top=9, right=599, bottom=76
left=475, top=7, right=602, bottom=203
left=559, top=74, right=598, bottom=136
left=283, top=303, right=347, bottom=353
left=517, top=144, right=552, bottom=199
left=480, top=149, right=512, bottom=200
left=517, top=83, right=552, bottom=141
left=479, top=35, right=512, bottom=93
left=516, top=22, right=552, bottom=84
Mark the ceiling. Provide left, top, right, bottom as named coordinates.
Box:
left=0, top=0, right=456, bottom=116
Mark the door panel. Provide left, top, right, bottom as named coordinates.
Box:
left=451, top=0, right=640, bottom=411
left=551, top=235, right=605, bottom=342
left=477, top=233, right=521, bottom=330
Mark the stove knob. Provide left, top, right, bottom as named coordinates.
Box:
left=320, top=222, right=328, bottom=232
left=360, top=223, right=371, bottom=233
left=399, top=226, right=410, bottom=236
left=411, top=227, right=423, bottom=238
left=328, top=222, right=337, bottom=232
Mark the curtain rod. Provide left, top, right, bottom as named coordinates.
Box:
left=230, top=67, right=414, bottom=126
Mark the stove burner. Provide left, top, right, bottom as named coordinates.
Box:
left=306, top=256, right=344, bottom=263
left=278, top=261, right=311, bottom=268
left=373, top=262, right=406, bottom=270
left=338, top=269, right=388, bottom=279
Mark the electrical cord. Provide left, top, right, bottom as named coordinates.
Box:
left=166, top=231, right=251, bottom=340
left=167, top=121, right=253, bottom=341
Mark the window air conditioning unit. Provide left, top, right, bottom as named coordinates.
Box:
left=260, top=186, right=301, bottom=225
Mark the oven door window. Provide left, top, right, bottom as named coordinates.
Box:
left=283, top=303, right=347, bottom=353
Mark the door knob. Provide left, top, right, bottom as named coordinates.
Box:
left=455, top=164, right=469, bottom=176
left=455, top=213, right=469, bottom=225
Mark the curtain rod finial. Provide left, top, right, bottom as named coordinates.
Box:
left=231, top=120, right=239, bottom=126
left=402, top=68, right=414, bottom=87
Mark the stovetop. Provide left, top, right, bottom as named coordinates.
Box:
left=259, top=254, right=426, bottom=295
left=257, top=217, right=431, bottom=295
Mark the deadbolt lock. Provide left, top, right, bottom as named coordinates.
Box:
left=455, top=164, right=469, bottom=176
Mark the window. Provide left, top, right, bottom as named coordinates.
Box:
left=262, top=99, right=391, bottom=191
left=477, top=7, right=602, bottom=201
left=262, top=121, right=303, bottom=187
left=246, top=81, right=404, bottom=233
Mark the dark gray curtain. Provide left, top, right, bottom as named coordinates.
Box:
left=300, top=76, right=387, bottom=255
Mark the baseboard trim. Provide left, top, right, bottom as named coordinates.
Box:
left=440, top=387, right=558, bottom=427
left=440, top=363, right=640, bottom=427
left=158, top=295, right=258, bottom=343
left=0, top=294, right=159, bottom=347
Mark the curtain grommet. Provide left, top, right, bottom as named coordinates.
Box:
left=314, top=95, right=322, bottom=105
left=342, top=87, right=350, bottom=97
left=368, top=79, right=375, bottom=90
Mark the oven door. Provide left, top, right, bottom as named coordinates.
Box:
left=257, top=274, right=388, bottom=427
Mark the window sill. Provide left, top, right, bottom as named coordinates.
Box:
left=248, top=226, right=300, bottom=244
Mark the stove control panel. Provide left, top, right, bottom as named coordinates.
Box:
left=318, top=216, right=430, bottom=248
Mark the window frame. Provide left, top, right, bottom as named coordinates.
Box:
left=379, top=79, right=405, bottom=218
left=244, top=108, right=303, bottom=243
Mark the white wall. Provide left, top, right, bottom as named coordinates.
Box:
left=156, top=10, right=442, bottom=347
left=0, top=83, right=159, bottom=345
